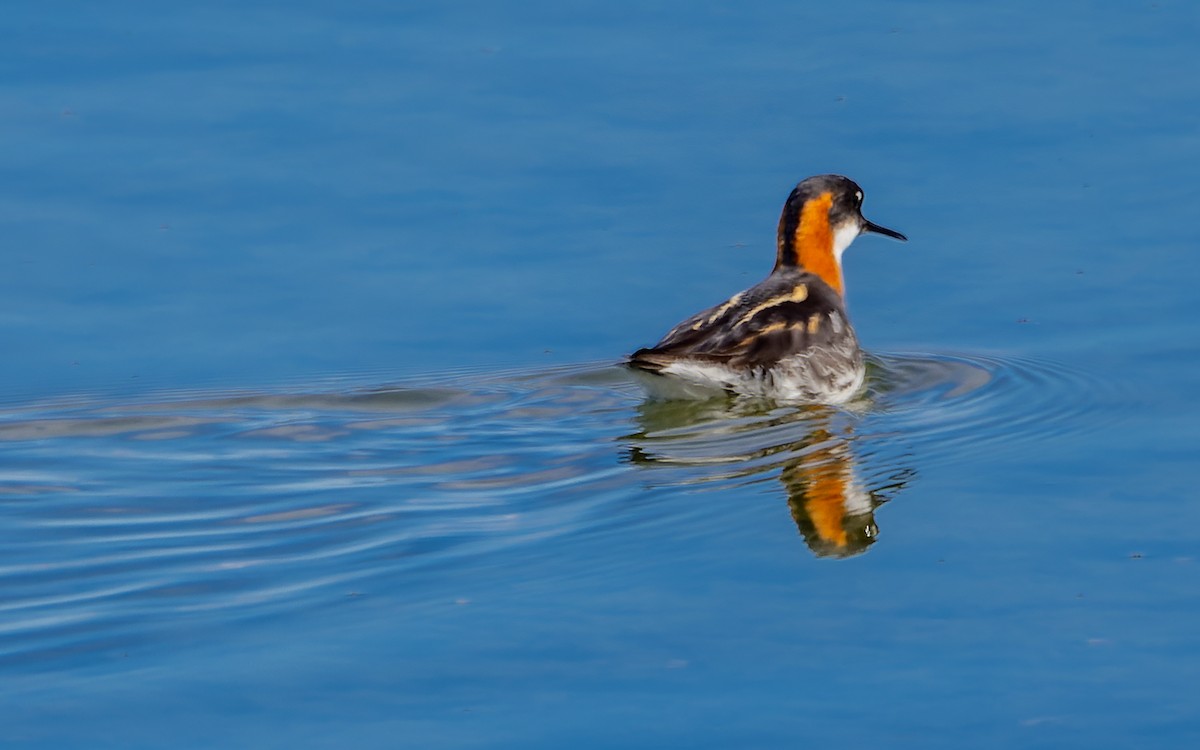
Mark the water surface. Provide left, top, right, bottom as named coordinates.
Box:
left=3, top=1, right=1200, bottom=747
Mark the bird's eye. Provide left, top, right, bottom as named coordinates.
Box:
left=854, top=190, right=863, bottom=204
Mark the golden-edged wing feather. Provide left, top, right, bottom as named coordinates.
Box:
left=630, top=270, right=855, bottom=373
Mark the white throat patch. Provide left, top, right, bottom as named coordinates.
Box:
left=832, top=223, right=862, bottom=262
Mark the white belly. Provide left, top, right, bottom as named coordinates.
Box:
left=640, top=351, right=867, bottom=404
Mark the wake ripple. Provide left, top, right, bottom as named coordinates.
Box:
left=0, top=352, right=1122, bottom=663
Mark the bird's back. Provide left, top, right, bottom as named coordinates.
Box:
left=629, top=269, right=864, bottom=401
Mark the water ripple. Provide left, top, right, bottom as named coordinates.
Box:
left=0, top=351, right=1122, bottom=664
left=866, top=351, right=1126, bottom=460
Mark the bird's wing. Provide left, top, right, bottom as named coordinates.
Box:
left=630, top=272, right=851, bottom=373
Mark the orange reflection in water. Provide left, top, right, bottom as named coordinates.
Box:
left=625, top=397, right=912, bottom=558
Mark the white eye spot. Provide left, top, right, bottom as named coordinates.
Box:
left=855, top=190, right=863, bottom=203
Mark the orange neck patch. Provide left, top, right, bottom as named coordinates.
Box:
left=792, top=192, right=841, bottom=296
left=801, top=458, right=850, bottom=549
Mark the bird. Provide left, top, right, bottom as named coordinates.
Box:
left=628, top=174, right=907, bottom=403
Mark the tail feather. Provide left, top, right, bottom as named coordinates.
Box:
left=627, top=348, right=670, bottom=374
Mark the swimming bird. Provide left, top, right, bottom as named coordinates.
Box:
left=629, top=174, right=907, bottom=402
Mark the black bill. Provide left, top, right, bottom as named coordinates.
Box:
left=862, top=219, right=907, bottom=242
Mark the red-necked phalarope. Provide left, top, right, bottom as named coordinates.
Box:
left=629, top=174, right=907, bottom=403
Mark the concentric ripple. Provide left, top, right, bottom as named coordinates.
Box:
left=0, top=351, right=1121, bottom=663
left=865, top=350, right=1128, bottom=460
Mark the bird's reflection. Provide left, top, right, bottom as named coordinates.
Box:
left=624, top=395, right=913, bottom=558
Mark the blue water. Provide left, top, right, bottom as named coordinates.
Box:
left=4, top=1, right=1200, bottom=747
